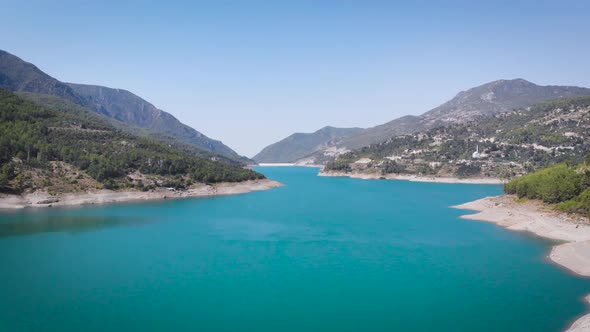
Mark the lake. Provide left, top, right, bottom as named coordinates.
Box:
left=0, top=166, right=588, bottom=332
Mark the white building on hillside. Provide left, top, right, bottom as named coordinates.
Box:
left=472, top=145, right=481, bottom=159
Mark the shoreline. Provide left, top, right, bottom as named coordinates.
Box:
left=0, top=179, right=283, bottom=210
left=256, top=163, right=297, bottom=167
left=452, top=195, right=590, bottom=332
left=319, top=170, right=505, bottom=185
left=256, top=163, right=324, bottom=168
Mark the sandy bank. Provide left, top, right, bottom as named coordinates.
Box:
left=453, top=195, right=590, bottom=332
left=566, top=298, right=590, bottom=332
left=0, top=179, right=283, bottom=209
left=319, top=170, right=505, bottom=184
left=257, top=163, right=296, bottom=167
left=256, top=163, right=324, bottom=168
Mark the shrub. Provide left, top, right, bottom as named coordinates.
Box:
left=558, top=188, right=590, bottom=217
left=505, top=163, right=582, bottom=204
left=456, top=164, right=481, bottom=177
left=381, top=160, right=406, bottom=174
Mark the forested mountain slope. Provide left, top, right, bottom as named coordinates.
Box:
left=0, top=90, right=263, bottom=195
left=0, top=50, right=249, bottom=163
left=16, top=92, right=246, bottom=165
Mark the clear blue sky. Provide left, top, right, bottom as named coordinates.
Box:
left=2, top=0, right=590, bottom=157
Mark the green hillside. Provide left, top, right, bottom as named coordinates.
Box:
left=505, top=156, right=590, bottom=217
left=0, top=90, right=263, bottom=194
left=0, top=50, right=251, bottom=164
left=17, top=92, right=247, bottom=166
left=334, top=79, right=590, bottom=150
left=325, top=97, right=590, bottom=179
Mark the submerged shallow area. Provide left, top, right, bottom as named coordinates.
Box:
left=0, top=166, right=588, bottom=332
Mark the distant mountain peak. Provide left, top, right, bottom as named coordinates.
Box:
left=423, top=78, right=590, bottom=122
left=329, top=78, right=590, bottom=153
left=0, top=50, right=84, bottom=104
left=493, top=78, right=530, bottom=84
left=253, top=126, right=364, bottom=163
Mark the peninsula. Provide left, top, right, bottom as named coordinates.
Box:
left=454, top=159, right=590, bottom=332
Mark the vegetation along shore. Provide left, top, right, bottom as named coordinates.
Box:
left=454, top=156, right=590, bottom=332
left=0, top=87, right=278, bottom=208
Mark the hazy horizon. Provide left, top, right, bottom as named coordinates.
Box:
left=3, top=1, right=590, bottom=157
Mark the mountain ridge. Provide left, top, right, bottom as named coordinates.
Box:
left=278, top=79, right=590, bottom=164
left=253, top=126, right=363, bottom=163
left=0, top=89, right=264, bottom=195
left=323, top=96, right=590, bottom=179
left=66, top=83, right=241, bottom=158
left=260, top=79, right=590, bottom=165
left=0, top=50, right=248, bottom=163
left=337, top=79, right=590, bottom=150
left=0, top=50, right=84, bottom=105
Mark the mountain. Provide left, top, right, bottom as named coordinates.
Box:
left=0, top=50, right=83, bottom=105
left=0, top=89, right=264, bottom=195
left=66, top=83, right=243, bottom=159
left=323, top=96, right=590, bottom=179
left=336, top=115, right=422, bottom=151
left=254, top=79, right=590, bottom=165
left=0, top=50, right=249, bottom=163
left=253, top=126, right=363, bottom=163
left=421, top=78, right=590, bottom=124
left=15, top=91, right=249, bottom=166
left=337, top=79, right=590, bottom=150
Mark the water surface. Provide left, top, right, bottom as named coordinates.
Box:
left=0, top=167, right=588, bottom=332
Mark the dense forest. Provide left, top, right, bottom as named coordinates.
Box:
left=504, top=154, right=590, bottom=217
left=0, top=89, right=263, bottom=194
left=17, top=92, right=249, bottom=166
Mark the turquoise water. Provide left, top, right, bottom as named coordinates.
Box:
left=0, top=166, right=589, bottom=332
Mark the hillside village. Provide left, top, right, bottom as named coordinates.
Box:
left=324, top=97, right=590, bottom=179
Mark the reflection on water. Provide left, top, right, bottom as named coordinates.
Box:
left=0, top=214, right=150, bottom=238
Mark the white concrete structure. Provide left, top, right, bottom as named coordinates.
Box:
left=472, top=145, right=481, bottom=159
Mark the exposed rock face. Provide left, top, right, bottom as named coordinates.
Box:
left=338, top=79, right=590, bottom=150
left=0, top=50, right=84, bottom=105
left=421, top=79, right=590, bottom=125
left=66, top=83, right=240, bottom=158
left=36, top=198, right=60, bottom=205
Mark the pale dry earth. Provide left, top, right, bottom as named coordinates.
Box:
left=453, top=195, right=590, bottom=332
left=319, top=170, right=505, bottom=184
left=0, top=179, right=283, bottom=209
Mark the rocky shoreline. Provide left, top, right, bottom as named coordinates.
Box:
left=0, top=179, right=283, bottom=209
left=453, top=195, right=590, bottom=332
left=318, top=170, right=505, bottom=184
